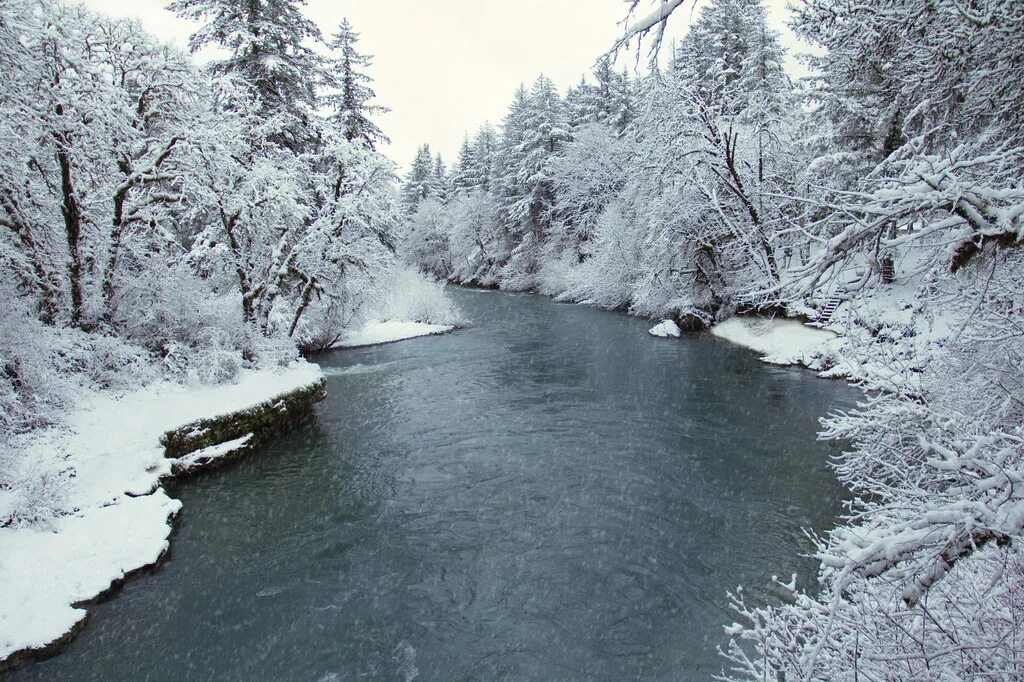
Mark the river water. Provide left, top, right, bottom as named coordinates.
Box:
left=15, top=288, right=858, bottom=680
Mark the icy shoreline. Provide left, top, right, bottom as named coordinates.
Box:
left=0, top=361, right=325, bottom=670
left=332, top=320, right=456, bottom=348
left=709, top=316, right=837, bottom=367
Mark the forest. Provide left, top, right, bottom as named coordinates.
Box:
left=400, top=0, right=1024, bottom=677
left=0, top=0, right=458, bottom=444
left=2, top=0, right=1024, bottom=678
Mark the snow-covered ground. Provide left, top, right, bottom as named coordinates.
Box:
left=710, top=317, right=836, bottom=366
left=0, top=361, right=323, bottom=665
left=333, top=320, right=455, bottom=348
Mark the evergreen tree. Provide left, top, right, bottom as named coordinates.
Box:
left=451, top=135, right=476, bottom=196
left=510, top=75, right=568, bottom=228
left=432, top=154, right=450, bottom=203
left=671, top=0, right=787, bottom=118
left=470, top=123, right=499, bottom=192
left=589, top=58, right=636, bottom=133
left=494, top=84, right=532, bottom=220
left=565, top=61, right=635, bottom=135
left=168, top=0, right=324, bottom=150
left=564, top=76, right=596, bottom=131
left=401, top=144, right=435, bottom=213
left=323, top=18, right=389, bottom=149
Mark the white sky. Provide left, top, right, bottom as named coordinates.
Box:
left=78, top=0, right=805, bottom=172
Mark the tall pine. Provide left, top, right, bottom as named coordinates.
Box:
left=402, top=144, right=435, bottom=213
left=323, top=18, right=389, bottom=149
left=168, top=0, right=323, bottom=150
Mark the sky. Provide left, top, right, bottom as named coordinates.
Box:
left=78, top=0, right=806, bottom=173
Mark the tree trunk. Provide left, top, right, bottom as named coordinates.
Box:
left=55, top=112, right=85, bottom=328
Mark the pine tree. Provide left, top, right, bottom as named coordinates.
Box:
left=511, top=75, right=568, bottom=228
left=494, top=84, right=532, bottom=219
left=470, top=123, right=499, bottom=193
left=565, top=61, right=635, bottom=135
left=401, top=144, right=435, bottom=213
left=168, top=0, right=323, bottom=150
left=451, top=135, right=476, bottom=196
left=671, top=0, right=787, bottom=118
left=323, top=18, right=389, bottom=149
left=564, top=76, right=596, bottom=131
left=432, top=154, right=450, bottom=203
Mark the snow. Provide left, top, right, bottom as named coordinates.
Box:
left=710, top=317, right=836, bottom=365
left=170, top=433, right=254, bottom=474
left=333, top=320, right=455, bottom=348
left=648, top=319, right=682, bottom=338
left=0, top=361, right=323, bottom=663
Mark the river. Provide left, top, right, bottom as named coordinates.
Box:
left=14, top=288, right=858, bottom=680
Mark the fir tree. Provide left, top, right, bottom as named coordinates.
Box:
left=323, top=18, right=389, bottom=149
left=168, top=0, right=323, bottom=150
left=470, top=123, right=499, bottom=193
left=401, top=144, right=435, bottom=213
left=510, top=75, right=568, bottom=228
left=451, top=135, right=476, bottom=196
left=432, top=154, right=450, bottom=203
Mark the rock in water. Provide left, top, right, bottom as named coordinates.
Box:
left=648, top=320, right=681, bottom=338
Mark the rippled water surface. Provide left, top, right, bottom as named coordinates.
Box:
left=16, top=288, right=859, bottom=680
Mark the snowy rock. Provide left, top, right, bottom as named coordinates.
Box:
left=648, top=320, right=682, bottom=338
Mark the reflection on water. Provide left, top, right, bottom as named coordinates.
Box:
left=15, top=288, right=858, bottom=681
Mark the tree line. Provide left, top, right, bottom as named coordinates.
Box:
left=0, top=0, right=404, bottom=441
left=401, top=0, right=1024, bottom=677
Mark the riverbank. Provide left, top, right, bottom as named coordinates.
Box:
left=333, top=320, right=457, bottom=349
left=5, top=286, right=860, bottom=680
left=0, top=362, right=325, bottom=670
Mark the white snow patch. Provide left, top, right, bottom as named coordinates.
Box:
left=333, top=321, right=454, bottom=348
left=648, top=319, right=682, bottom=338
left=711, top=317, right=836, bottom=365
left=0, top=361, right=323, bottom=663
left=169, top=433, right=254, bottom=474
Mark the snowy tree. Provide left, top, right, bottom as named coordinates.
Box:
left=432, top=154, right=451, bottom=203
left=402, top=198, right=452, bottom=279
left=450, top=135, right=476, bottom=196
left=497, top=76, right=570, bottom=289
left=447, top=194, right=507, bottom=286
left=548, top=124, right=630, bottom=258
left=469, top=123, right=499, bottom=192
left=322, top=18, right=389, bottom=149
left=569, top=58, right=635, bottom=134
left=401, top=144, right=436, bottom=213
left=168, top=0, right=324, bottom=151
left=0, top=0, right=212, bottom=331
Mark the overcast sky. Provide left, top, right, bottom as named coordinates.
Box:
left=78, top=0, right=805, bottom=173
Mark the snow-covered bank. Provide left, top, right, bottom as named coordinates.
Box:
left=333, top=320, right=456, bottom=348
left=710, top=317, right=836, bottom=366
left=0, top=362, right=325, bottom=668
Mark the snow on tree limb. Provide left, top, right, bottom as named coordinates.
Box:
left=609, top=0, right=690, bottom=64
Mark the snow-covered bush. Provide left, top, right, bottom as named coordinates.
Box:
left=402, top=198, right=453, bottom=279
left=554, top=202, right=641, bottom=310
left=376, top=267, right=465, bottom=326
left=447, top=194, right=507, bottom=285
left=0, top=291, right=157, bottom=444
left=0, top=302, right=74, bottom=439
left=0, top=447, right=74, bottom=529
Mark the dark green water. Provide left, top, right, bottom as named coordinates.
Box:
left=13, top=288, right=857, bottom=680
